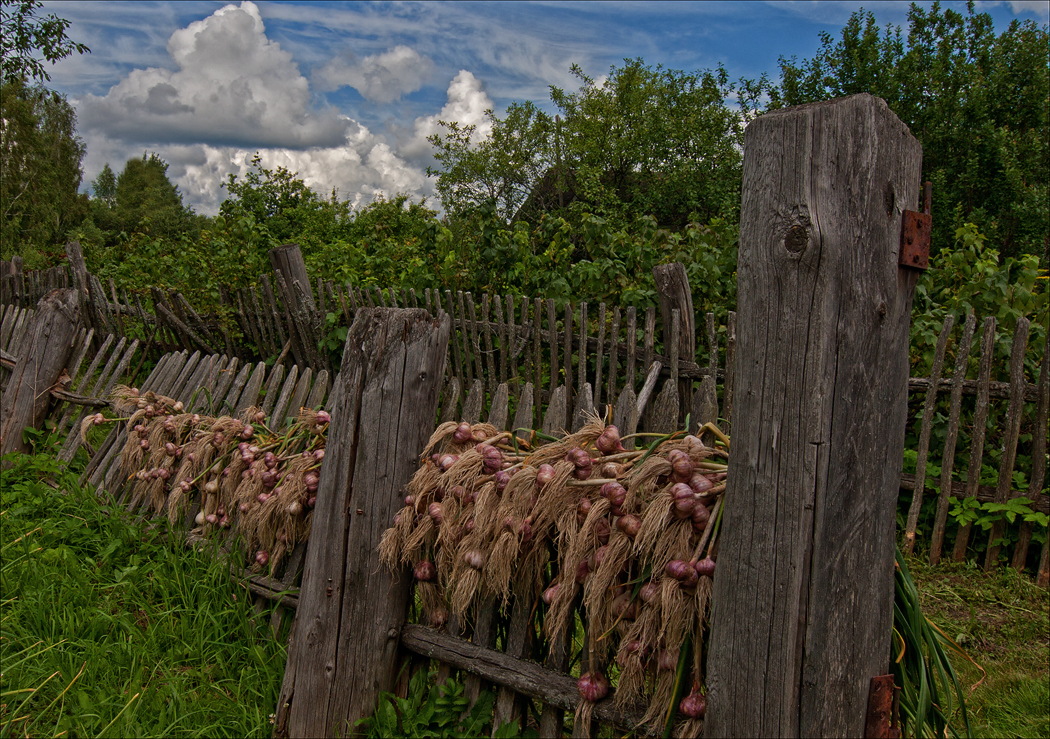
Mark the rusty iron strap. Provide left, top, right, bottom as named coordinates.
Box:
left=865, top=674, right=902, bottom=739
left=899, top=209, right=931, bottom=270
left=899, top=181, right=932, bottom=270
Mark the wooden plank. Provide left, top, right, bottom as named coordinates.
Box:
left=466, top=292, right=484, bottom=385
left=1013, top=339, right=1049, bottom=573
left=269, top=365, right=301, bottom=428
left=654, top=263, right=694, bottom=423
left=207, top=358, right=241, bottom=414
left=705, top=94, right=923, bottom=739
left=462, top=379, right=484, bottom=423
left=259, top=274, right=289, bottom=357
left=214, top=360, right=250, bottom=416
left=952, top=317, right=997, bottom=562
left=305, top=370, right=331, bottom=410
left=260, top=363, right=286, bottom=418
left=439, top=375, right=462, bottom=423
left=577, top=302, right=588, bottom=397
left=929, top=314, right=977, bottom=565
left=635, top=361, right=662, bottom=420
left=481, top=293, right=496, bottom=391
left=109, top=279, right=125, bottom=337
left=487, top=382, right=509, bottom=430
left=490, top=596, right=535, bottom=734
left=494, top=293, right=508, bottom=385
left=400, top=625, right=645, bottom=730
left=274, top=308, right=449, bottom=738
left=642, top=307, right=655, bottom=388
left=234, top=361, right=269, bottom=413
left=547, top=300, right=558, bottom=396
left=542, top=385, right=567, bottom=435
left=249, top=286, right=272, bottom=357
left=593, top=303, right=607, bottom=409
left=58, top=339, right=139, bottom=462
left=572, top=382, right=594, bottom=431
left=563, top=302, right=573, bottom=401
left=724, top=310, right=737, bottom=426
left=511, top=382, right=534, bottom=439
left=532, top=298, right=543, bottom=405
left=983, top=318, right=1031, bottom=570
left=0, top=289, right=81, bottom=456
left=283, top=367, right=315, bottom=423
left=902, top=315, right=955, bottom=554
left=607, top=308, right=621, bottom=404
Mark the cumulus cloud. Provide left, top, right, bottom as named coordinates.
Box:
left=315, top=45, right=434, bottom=103
left=77, top=1, right=350, bottom=149
left=1006, top=0, right=1050, bottom=18
left=401, top=70, right=495, bottom=161
left=70, top=2, right=506, bottom=215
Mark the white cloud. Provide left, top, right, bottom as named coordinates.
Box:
left=401, top=70, right=495, bottom=161
left=316, top=45, right=434, bottom=103
left=1005, top=0, right=1050, bottom=19
left=77, top=1, right=350, bottom=149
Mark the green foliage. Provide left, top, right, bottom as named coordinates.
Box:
left=910, top=222, right=1047, bottom=376
left=355, top=668, right=529, bottom=739
left=0, top=77, right=87, bottom=260
left=91, top=162, right=116, bottom=205
left=429, top=101, right=554, bottom=223
left=949, top=497, right=1049, bottom=543
left=892, top=549, right=973, bottom=739
left=429, top=59, right=748, bottom=231
left=549, top=59, right=745, bottom=229
left=307, top=195, right=441, bottom=290
left=220, top=154, right=350, bottom=251
left=0, top=0, right=89, bottom=84
left=774, top=1, right=1049, bottom=258
left=0, top=449, right=285, bottom=738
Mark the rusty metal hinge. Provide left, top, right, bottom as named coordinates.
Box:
left=865, top=674, right=901, bottom=738
left=899, top=181, right=932, bottom=270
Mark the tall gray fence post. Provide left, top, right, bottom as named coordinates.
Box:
left=705, top=94, right=923, bottom=738
left=274, top=307, right=450, bottom=738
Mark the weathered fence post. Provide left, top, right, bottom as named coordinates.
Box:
left=705, top=94, right=923, bottom=738
left=269, top=243, right=316, bottom=312
left=0, top=288, right=82, bottom=457
left=269, top=243, right=325, bottom=369
left=274, top=307, right=450, bottom=738
left=653, top=262, right=695, bottom=423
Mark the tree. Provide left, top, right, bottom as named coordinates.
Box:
left=0, top=1, right=90, bottom=259
left=106, top=153, right=195, bottom=241
left=549, top=59, right=744, bottom=227
left=219, top=154, right=349, bottom=249
left=427, top=59, right=748, bottom=230
left=428, top=101, right=554, bottom=222
left=774, top=1, right=1049, bottom=258
left=91, top=163, right=116, bottom=205
left=0, top=77, right=86, bottom=257
left=0, top=0, right=89, bottom=84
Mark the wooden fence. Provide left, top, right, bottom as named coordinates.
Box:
left=0, top=92, right=1047, bottom=738
left=2, top=274, right=1044, bottom=578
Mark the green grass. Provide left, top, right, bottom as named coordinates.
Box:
left=906, top=553, right=1050, bottom=739
left=0, top=449, right=286, bottom=738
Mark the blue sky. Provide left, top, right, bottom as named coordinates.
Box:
left=38, top=0, right=1049, bottom=214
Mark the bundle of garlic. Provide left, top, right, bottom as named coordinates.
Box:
left=379, top=412, right=730, bottom=736
left=87, top=385, right=330, bottom=571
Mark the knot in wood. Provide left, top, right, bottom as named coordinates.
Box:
left=784, top=224, right=809, bottom=255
